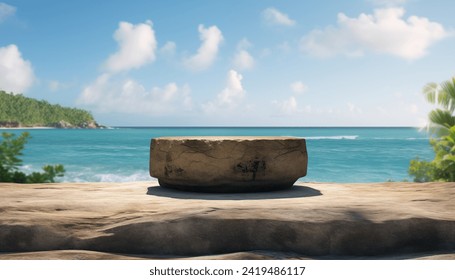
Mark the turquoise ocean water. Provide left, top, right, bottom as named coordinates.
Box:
left=1, top=127, right=433, bottom=183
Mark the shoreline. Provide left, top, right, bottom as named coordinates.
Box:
left=0, top=126, right=56, bottom=130
left=0, top=126, right=109, bottom=130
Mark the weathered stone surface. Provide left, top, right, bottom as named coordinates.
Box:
left=150, top=136, right=308, bottom=192
left=0, top=182, right=454, bottom=259
left=2, top=249, right=454, bottom=260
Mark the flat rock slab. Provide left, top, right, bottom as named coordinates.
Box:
left=150, top=136, right=308, bottom=192
left=0, top=182, right=454, bottom=259
left=2, top=249, right=455, bottom=260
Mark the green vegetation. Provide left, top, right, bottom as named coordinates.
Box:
left=0, top=132, right=65, bottom=183
left=0, top=90, right=98, bottom=128
left=409, top=77, right=455, bottom=182
left=421, top=77, right=455, bottom=136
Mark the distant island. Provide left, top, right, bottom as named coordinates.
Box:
left=0, top=90, right=102, bottom=128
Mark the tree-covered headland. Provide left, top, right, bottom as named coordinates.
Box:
left=0, top=90, right=100, bottom=128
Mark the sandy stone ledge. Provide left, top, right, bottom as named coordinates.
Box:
left=0, top=181, right=454, bottom=260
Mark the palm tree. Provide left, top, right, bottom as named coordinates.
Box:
left=422, top=77, right=455, bottom=136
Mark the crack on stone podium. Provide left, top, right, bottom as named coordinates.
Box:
left=164, top=164, right=184, bottom=177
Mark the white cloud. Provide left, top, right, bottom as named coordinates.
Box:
left=79, top=21, right=193, bottom=117
left=218, top=70, right=245, bottom=105
left=78, top=74, right=192, bottom=115
left=0, top=2, right=15, bottom=22
left=233, top=38, right=254, bottom=70
left=300, top=8, right=448, bottom=60
left=272, top=82, right=308, bottom=115
left=272, top=95, right=310, bottom=116
left=279, top=96, right=298, bottom=114
left=184, top=24, right=223, bottom=71
left=290, top=81, right=307, bottom=94
left=233, top=50, right=254, bottom=70
left=160, top=41, right=176, bottom=56
left=203, top=70, right=245, bottom=113
left=104, top=20, right=157, bottom=72
left=0, top=44, right=35, bottom=93
left=262, top=7, right=296, bottom=26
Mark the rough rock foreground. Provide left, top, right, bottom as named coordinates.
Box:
left=0, top=182, right=454, bottom=260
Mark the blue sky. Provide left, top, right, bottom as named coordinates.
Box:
left=0, top=0, right=454, bottom=126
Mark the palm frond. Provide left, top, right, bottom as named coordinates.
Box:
left=438, top=78, right=455, bottom=113
left=428, top=109, right=455, bottom=136
left=422, top=82, right=439, bottom=104
left=426, top=124, right=449, bottom=138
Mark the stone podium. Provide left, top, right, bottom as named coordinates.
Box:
left=150, top=136, right=307, bottom=192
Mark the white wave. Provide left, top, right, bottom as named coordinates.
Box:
left=304, top=135, right=358, bottom=140
left=62, top=170, right=155, bottom=183
left=372, top=137, right=429, bottom=140
left=18, top=164, right=33, bottom=171
left=406, top=137, right=429, bottom=140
